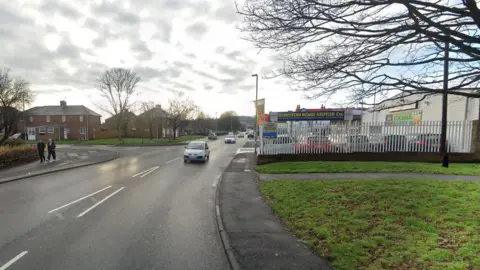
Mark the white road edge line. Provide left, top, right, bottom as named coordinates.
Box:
left=165, top=157, right=181, bottom=164
left=132, top=166, right=157, bottom=178
left=48, top=186, right=113, bottom=213
left=77, top=187, right=125, bottom=218
left=140, top=167, right=159, bottom=178
left=0, top=251, right=28, bottom=270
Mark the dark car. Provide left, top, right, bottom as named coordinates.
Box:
left=208, top=133, right=217, bottom=140
left=408, top=134, right=452, bottom=152
left=247, top=133, right=254, bottom=139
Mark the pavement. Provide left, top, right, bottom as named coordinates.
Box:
left=258, top=172, right=480, bottom=181
left=218, top=141, right=333, bottom=270
left=0, top=138, right=246, bottom=270
left=0, top=148, right=119, bottom=184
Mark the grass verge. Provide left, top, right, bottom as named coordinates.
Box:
left=26, top=136, right=205, bottom=145
left=260, top=179, right=480, bottom=270
left=256, top=161, right=480, bottom=175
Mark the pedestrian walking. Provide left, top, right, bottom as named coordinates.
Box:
left=37, top=139, right=46, bottom=162
left=47, top=138, right=56, bottom=162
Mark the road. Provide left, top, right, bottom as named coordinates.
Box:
left=0, top=138, right=250, bottom=270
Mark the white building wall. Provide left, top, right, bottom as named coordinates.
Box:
left=363, top=93, right=479, bottom=122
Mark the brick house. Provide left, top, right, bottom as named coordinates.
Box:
left=17, top=100, right=101, bottom=141
left=102, top=105, right=183, bottom=138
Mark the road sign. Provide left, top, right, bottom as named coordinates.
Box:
left=263, top=122, right=277, bottom=138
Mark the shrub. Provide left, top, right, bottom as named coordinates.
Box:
left=2, top=138, right=26, bottom=146
left=0, top=145, right=37, bottom=169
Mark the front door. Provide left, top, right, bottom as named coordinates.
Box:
left=64, top=128, right=69, bottom=140
left=27, top=127, right=36, bottom=141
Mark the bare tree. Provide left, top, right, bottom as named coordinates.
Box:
left=237, top=0, right=480, bottom=106
left=94, top=68, right=140, bottom=139
left=0, top=69, right=34, bottom=144
left=165, top=91, right=198, bottom=140
left=140, top=101, right=155, bottom=139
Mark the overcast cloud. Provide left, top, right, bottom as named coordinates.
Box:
left=0, top=0, right=325, bottom=118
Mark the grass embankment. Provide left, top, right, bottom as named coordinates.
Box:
left=261, top=179, right=480, bottom=269
left=256, top=161, right=480, bottom=176
left=26, top=136, right=205, bottom=145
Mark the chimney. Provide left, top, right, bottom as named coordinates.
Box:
left=60, top=100, right=67, bottom=107
left=156, top=105, right=161, bottom=109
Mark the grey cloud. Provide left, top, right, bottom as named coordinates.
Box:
left=185, top=22, right=208, bottom=40
left=151, top=20, right=172, bottom=43
left=238, top=85, right=255, bottom=91
left=225, top=50, right=242, bottom=61
left=215, top=46, right=226, bottom=54
left=133, top=67, right=162, bottom=81
left=131, top=41, right=154, bottom=61
left=214, top=3, right=242, bottom=23
left=90, top=1, right=141, bottom=25
left=0, top=8, right=33, bottom=39
left=192, top=69, right=219, bottom=82
left=39, top=0, right=83, bottom=19
left=171, top=81, right=195, bottom=92
left=185, top=53, right=196, bottom=59
left=173, top=61, right=193, bottom=70
left=204, top=84, right=214, bottom=91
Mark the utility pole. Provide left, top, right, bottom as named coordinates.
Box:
left=252, top=74, right=259, bottom=154
left=440, top=40, right=449, bottom=168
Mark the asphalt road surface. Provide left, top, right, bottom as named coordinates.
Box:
left=0, top=138, right=248, bottom=270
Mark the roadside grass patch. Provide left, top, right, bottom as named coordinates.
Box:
left=260, top=179, right=480, bottom=270
left=256, top=161, right=480, bottom=175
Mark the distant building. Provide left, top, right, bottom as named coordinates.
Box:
left=17, top=100, right=101, bottom=141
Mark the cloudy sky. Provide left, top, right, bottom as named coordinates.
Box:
left=0, top=0, right=332, bottom=120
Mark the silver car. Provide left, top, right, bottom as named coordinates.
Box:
left=224, top=135, right=236, bottom=144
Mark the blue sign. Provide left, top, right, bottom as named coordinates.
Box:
left=263, top=123, right=277, bottom=138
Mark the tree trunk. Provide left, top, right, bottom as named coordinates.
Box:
left=149, top=122, right=153, bottom=139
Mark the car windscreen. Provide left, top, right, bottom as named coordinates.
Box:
left=186, top=142, right=204, bottom=149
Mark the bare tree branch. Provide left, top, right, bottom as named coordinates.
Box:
left=165, top=91, right=199, bottom=140
left=0, top=68, right=35, bottom=144
left=237, top=0, right=480, bottom=105
left=94, top=68, right=140, bottom=139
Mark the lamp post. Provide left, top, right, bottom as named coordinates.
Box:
left=251, top=74, right=259, bottom=154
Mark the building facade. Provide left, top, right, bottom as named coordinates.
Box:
left=362, top=93, right=480, bottom=123
left=17, top=101, right=101, bottom=141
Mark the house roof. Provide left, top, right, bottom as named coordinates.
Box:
left=26, top=105, right=101, bottom=117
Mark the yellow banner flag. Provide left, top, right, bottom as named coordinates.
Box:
left=255, top=98, right=265, bottom=126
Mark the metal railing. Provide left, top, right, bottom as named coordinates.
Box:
left=259, top=120, right=474, bottom=155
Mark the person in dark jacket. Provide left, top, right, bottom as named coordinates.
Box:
left=37, top=140, right=46, bottom=162
left=47, top=138, right=56, bottom=161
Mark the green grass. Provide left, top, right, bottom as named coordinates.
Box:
left=26, top=136, right=205, bottom=145
left=260, top=179, right=480, bottom=270
left=256, top=161, right=480, bottom=175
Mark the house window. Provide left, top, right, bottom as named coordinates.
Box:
left=80, top=127, right=86, bottom=134
left=39, top=127, right=46, bottom=134
left=29, top=116, right=33, bottom=122
left=62, top=116, right=66, bottom=122
left=47, top=127, right=54, bottom=133
left=46, top=115, right=50, bottom=122
left=80, top=115, right=84, bottom=122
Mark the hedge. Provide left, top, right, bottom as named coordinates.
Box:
left=2, top=138, right=26, bottom=146
left=0, top=145, right=38, bottom=170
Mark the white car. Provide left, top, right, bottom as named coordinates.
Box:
left=184, top=141, right=210, bottom=163
left=224, top=135, right=236, bottom=144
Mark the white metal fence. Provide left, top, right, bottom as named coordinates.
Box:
left=259, top=120, right=474, bottom=155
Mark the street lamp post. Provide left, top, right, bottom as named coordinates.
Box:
left=251, top=74, right=259, bottom=154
